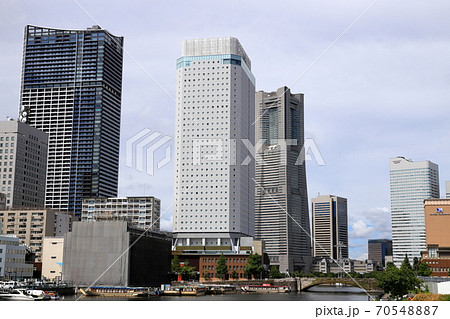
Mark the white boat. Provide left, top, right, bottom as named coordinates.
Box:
left=0, top=289, right=35, bottom=301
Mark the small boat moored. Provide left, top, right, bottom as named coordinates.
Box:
left=240, top=284, right=291, bottom=293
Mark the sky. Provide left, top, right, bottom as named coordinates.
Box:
left=1, top=0, right=449, bottom=261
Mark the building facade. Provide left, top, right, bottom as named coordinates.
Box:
left=421, top=198, right=450, bottom=276
left=254, top=87, right=311, bottom=273
left=172, top=37, right=255, bottom=251
left=311, top=195, right=348, bottom=260
left=41, top=237, right=64, bottom=280
left=446, top=181, right=450, bottom=199
left=0, top=120, right=48, bottom=209
left=368, top=239, right=392, bottom=268
left=63, top=221, right=172, bottom=287
left=389, top=157, right=439, bottom=266
left=0, top=235, right=33, bottom=279
left=81, top=196, right=160, bottom=231
left=0, top=209, right=74, bottom=261
left=18, top=25, right=124, bottom=217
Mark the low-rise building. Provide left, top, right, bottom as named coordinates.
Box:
left=173, top=237, right=268, bottom=281
left=0, top=235, right=33, bottom=279
left=81, top=197, right=160, bottom=231
left=41, top=237, right=64, bottom=280
left=0, top=209, right=75, bottom=261
left=63, top=221, right=171, bottom=287
left=311, top=258, right=374, bottom=274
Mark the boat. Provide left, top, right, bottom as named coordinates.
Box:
left=0, top=289, right=35, bottom=301
left=79, top=286, right=149, bottom=297
left=240, top=284, right=291, bottom=293
left=180, top=286, right=206, bottom=296
left=209, top=285, right=237, bottom=294
left=162, top=286, right=182, bottom=296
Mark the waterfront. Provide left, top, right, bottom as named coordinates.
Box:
left=61, top=286, right=374, bottom=301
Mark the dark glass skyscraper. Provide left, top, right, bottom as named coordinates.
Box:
left=18, top=25, right=123, bottom=217
left=255, top=87, right=311, bottom=273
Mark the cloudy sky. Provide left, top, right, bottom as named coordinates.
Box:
left=1, top=0, right=449, bottom=260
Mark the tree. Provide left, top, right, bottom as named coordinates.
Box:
left=401, top=254, right=412, bottom=271
left=231, top=270, right=238, bottom=280
left=413, top=257, right=420, bottom=272
left=216, top=254, right=228, bottom=280
left=376, top=258, right=422, bottom=300
left=269, top=266, right=284, bottom=279
left=244, top=253, right=264, bottom=279
left=202, top=269, right=210, bottom=281
left=171, top=255, right=181, bottom=275
left=179, top=260, right=196, bottom=281
left=417, top=262, right=432, bottom=276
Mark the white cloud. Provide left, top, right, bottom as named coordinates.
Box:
left=350, top=220, right=375, bottom=238
left=355, top=253, right=368, bottom=261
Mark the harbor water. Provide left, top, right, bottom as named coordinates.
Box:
left=62, top=285, right=374, bottom=301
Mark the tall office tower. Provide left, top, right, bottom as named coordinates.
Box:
left=311, top=195, right=348, bottom=260
left=172, top=37, right=255, bottom=251
left=0, top=120, right=48, bottom=209
left=18, top=25, right=123, bottom=217
left=254, top=87, right=311, bottom=273
left=368, top=239, right=392, bottom=267
left=389, top=156, right=439, bottom=266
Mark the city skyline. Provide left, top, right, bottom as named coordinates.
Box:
left=1, top=1, right=449, bottom=260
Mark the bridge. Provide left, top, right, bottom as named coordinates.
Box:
left=296, top=277, right=382, bottom=293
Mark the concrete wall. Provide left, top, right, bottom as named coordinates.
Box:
left=63, top=221, right=129, bottom=287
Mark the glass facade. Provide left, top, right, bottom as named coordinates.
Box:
left=19, top=25, right=124, bottom=217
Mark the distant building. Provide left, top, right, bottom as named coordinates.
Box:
left=311, top=258, right=374, bottom=274
left=0, top=120, right=48, bottom=209
left=81, top=197, right=160, bottom=231
left=389, top=157, right=439, bottom=266
left=368, top=239, right=392, bottom=267
left=63, top=221, right=172, bottom=287
left=0, top=193, right=6, bottom=211
left=18, top=25, right=124, bottom=217
left=0, top=235, right=33, bottom=279
left=311, top=195, right=348, bottom=260
left=446, top=181, right=450, bottom=199
left=0, top=209, right=75, bottom=261
left=41, top=237, right=64, bottom=281
left=421, top=198, right=450, bottom=276
left=255, top=87, right=311, bottom=273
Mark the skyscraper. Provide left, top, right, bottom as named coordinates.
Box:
left=172, top=37, right=255, bottom=251
left=18, top=25, right=124, bottom=217
left=254, top=87, right=311, bottom=273
left=0, top=120, right=48, bottom=209
left=389, top=156, right=439, bottom=266
left=446, top=181, right=450, bottom=199
left=311, top=195, right=348, bottom=260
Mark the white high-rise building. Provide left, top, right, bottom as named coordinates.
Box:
left=389, top=156, right=439, bottom=266
left=172, top=37, right=255, bottom=251
left=446, top=181, right=450, bottom=199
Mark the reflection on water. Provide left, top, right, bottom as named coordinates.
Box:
left=63, top=285, right=374, bottom=301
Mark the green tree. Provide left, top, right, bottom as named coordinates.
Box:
left=171, top=255, right=181, bottom=275
left=244, top=253, right=264, bottom=279
left=179, top=260, right=196, bottom=281
left=216, top=254, right=228, bottom=280
left=269, top=266, right=284, bottom=279
left=231, top=270, right=238, bottom=280
left=202, top=269, right=210, bottom=281
left=417, top=262, right=432, bottom=276
left=413, top=257, right=420, bottom=272
left=376, top=257, right=422, bottom=300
